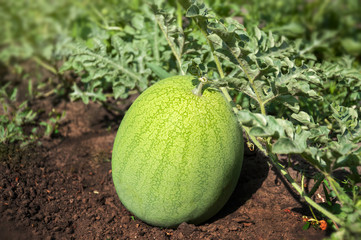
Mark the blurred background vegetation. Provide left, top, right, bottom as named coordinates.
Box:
left=0, top=0, right=360, bottom=142
left=1, top=0, right=360, bottom=67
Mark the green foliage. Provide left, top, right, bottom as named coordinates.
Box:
left=214, top=0, right=361, bottom=58
left=60, top=2, right=174, bottom=102
left=144, top=0, right=361, bottom=238
left=0, top=83, right=64, bottom=146
left=0, top=86, right=37, bottom=146
left=0, top=0, right=86, bottom=66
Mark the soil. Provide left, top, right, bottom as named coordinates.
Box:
left=0, top=75, right=329, bottom=239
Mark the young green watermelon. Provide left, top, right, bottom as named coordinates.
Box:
left=112, top=75, right=244, bottom=228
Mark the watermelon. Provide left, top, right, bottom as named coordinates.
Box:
left=112, top=75, right=244, bottom=228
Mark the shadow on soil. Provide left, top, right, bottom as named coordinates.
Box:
left=207, top=144, right=269, bottom=223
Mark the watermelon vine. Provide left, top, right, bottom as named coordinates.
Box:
left=154, top=1, right=360, bottom=239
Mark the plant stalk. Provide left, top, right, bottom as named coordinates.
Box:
left=238, top=123, right=344, bottom=225
left=192, top=81, right=204, bottom=96
left=308, top=174, right=325, bottom=197
left=154, top=16, right=185, bottom=75
left=176, top=1, right=183, bottom=29
left=268, top=151, right=343, bottom=225
left=177, top=0, right=344, bottom=229
left=32, top=56, right=58, bottom=75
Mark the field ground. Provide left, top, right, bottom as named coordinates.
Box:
left=0, top=81, right=328, bottom=239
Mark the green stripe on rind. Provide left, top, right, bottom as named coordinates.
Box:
left=112, top=75, right=244, bottom=228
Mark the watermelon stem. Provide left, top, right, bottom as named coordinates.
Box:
left=192, top=77, right=208, bottom=96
